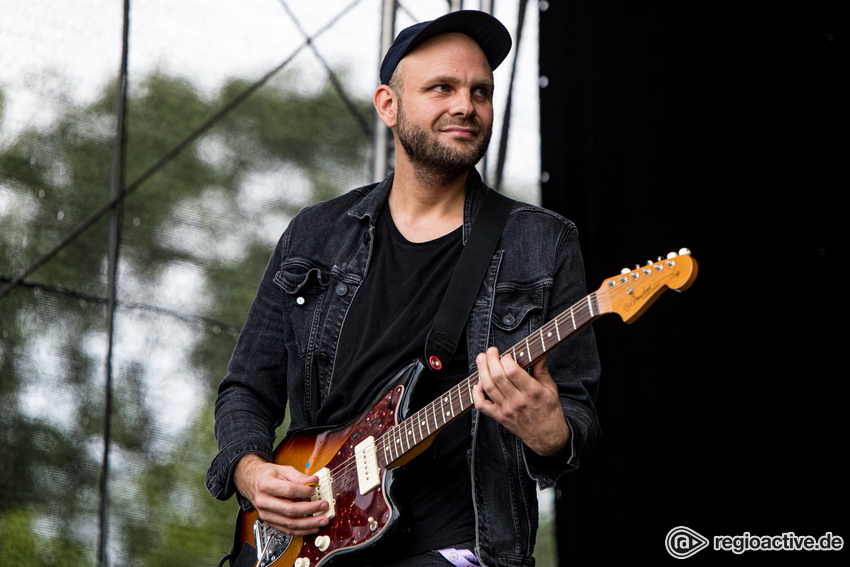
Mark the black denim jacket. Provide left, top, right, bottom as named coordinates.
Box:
left=205, top=171, right=601, bottom=567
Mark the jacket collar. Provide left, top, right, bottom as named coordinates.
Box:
left=347, top=169, right=493, bottom=246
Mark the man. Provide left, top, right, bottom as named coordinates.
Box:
left=206, top=10, right=600, bottom=567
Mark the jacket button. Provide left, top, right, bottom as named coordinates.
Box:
left=317, top=352, right=330, bottom=365
left=503, top=314, right=516, bottom=326
left=335, top=283, right=348, bottom=296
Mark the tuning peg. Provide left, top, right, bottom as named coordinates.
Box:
left=667, top=251, right=678, bottom=259
left=620, top=268, right=631, bottom=275
left=678, top=247, right=692, bottom=256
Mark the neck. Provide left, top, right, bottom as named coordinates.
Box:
left=387, top=160, right=469, bottom=243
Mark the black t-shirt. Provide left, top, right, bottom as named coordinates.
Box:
left=317, top=201, right=475, bottom=557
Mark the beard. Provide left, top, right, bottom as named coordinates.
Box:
left=395, top=98, right=492, bottom=183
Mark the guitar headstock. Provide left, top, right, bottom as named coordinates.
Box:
left=595, top=248, right=698, bottom=324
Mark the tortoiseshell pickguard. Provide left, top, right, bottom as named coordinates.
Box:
left=235, top=384, right=406, bottom=566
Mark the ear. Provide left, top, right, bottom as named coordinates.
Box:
left=373, top=85, right=398, bottom=128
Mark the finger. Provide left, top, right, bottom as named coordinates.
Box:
left=476, top=350, right=507, bottom=405
left=258, top=468, right=318, bottom=501
left=262, top=507, right=329, bottom=536
left=530, top=355, right=555, bottom=387
left=255, top=488, right=330, bottom=536
left=485, top=347, right=534, bottom=398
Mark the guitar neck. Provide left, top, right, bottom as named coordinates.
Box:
left=378, top=291, right=601, bottom=467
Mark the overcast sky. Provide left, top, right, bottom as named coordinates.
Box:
left=1, top=0, right=542, bottom=195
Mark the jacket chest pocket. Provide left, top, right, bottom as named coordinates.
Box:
left=274, top=263, right=329, bottom=356
left=491, top=280, right=550, bottom=350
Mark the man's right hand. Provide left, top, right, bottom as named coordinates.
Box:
left=234, top=454, right=329, bottom=536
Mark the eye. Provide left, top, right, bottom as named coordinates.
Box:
left=432, top=84, right=450, bottom=93
left=473, top=86, right=492, bottom=99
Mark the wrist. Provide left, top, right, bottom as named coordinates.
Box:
left=234, top=453, right=267, bottom=503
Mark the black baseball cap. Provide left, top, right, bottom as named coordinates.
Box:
left=379, top=10, right=512, bottom=85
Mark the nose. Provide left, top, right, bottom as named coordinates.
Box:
left=450, top=89, right=476, bottom=118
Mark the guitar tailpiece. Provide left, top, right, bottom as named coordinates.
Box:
left=254, top=520, right=293, bottom=567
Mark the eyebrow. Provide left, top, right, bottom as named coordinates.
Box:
left=424, top=75, right=494, bottom=90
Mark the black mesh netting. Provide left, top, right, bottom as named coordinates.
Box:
left=0, top=1, right=546, bottom=565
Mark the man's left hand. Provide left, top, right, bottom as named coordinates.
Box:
left=472, top=347, right=570, bottom=457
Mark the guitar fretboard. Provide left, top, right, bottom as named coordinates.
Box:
left=377, top=292, right=601, bottom=466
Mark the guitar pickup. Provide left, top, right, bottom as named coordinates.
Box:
left=354, top=436, right=381, bottom=495
left=311, top=467, right=336, bottom=520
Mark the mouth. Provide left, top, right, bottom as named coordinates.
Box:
left=440, top=125, right=479, bottom=139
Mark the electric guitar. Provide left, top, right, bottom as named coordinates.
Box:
left=231, top=249, right=698, bottom=567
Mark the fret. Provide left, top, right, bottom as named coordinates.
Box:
left=396, top=424, right=404, bottom=454
left=378, top=437, right=387, bottom=466
left=438, top=396, right=445, bottom=427
left=383, top=287, right=610, bottom=465
left=405, top=421, right=414, bottom=447
left=396, top=424, right=405, bottom=454
left=390, top=427, right=399, bottom=462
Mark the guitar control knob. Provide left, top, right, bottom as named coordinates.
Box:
left=315, top=535, right=330, bottom=552
left=294, top=559, right=310, bottom=567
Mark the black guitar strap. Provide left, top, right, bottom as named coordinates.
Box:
left=425, top=188, right=514, bottom=371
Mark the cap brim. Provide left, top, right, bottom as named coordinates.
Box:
left=381, top=10, right=512, bottom=85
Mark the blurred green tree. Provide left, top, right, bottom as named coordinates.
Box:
left=0, top=70, right=371, bottom=566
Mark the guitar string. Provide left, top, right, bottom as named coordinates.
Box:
left=314, top=261, right=680, bottom=495
left=320, top=292, right=601, bottom=487
left=319, top=294, right=599, bottom=492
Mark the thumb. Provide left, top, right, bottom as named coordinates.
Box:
left=279, top=465, right=320, bottom=486
left=531, top=355, right=555, bottom=385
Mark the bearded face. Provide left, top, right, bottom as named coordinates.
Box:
left=394, top=90, right=493, bottom=180
left=395, top=95, right=492, bottom=178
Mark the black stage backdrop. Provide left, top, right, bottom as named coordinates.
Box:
left=539, top=1, right=844, bottom=565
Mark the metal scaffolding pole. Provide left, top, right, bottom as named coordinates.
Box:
left=373, top=0, right=396, bottom=181
left=99, top=1, right=130, bottom=565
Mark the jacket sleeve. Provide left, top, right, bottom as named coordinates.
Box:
left=523, top=224, right=601, bottom=488
left=204, top=233, right=291, bottom=507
